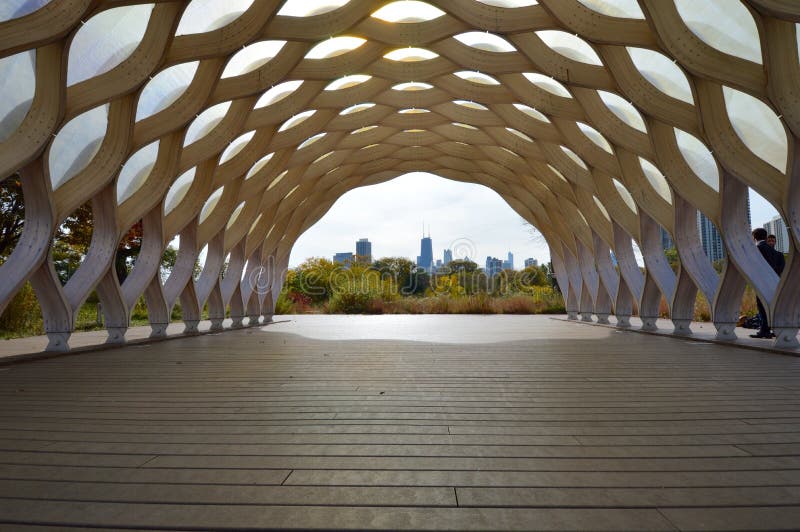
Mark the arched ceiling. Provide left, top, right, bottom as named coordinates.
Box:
left=0, top=0, right=798, bottom=271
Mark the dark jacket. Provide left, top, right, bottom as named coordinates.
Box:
left=757, top=241, right=785, bottom=276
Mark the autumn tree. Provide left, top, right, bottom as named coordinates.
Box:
left=0, top=174, right=24, bottom=264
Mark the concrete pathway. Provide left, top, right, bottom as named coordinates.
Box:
left=1, top=315, right=799, bottom=530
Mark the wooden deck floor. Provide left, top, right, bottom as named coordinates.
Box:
left=1, top=314, right=799, bottom=531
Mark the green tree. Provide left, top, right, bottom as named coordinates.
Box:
left=115, top=221, right=143, bottom=283
left=0, top=174, right=24, bottom=264
left=372, top=257, right=417, bottom=295
left=52, top=202, right=93, bottom=284
left=664, top=247, right=680, bottom=274
left=446, top=259, right=478, bottom=273
left=291, top=257, right=341, bottom=302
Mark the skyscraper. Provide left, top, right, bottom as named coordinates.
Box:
left=417, top=232, right=433, bottom=272
left=524, top=258, right=538, bottom=268
left=443, top=249, right=453, bottom=266
left=485, top=256, right=503, bottom=277
left=764, top=215, right=789, bottom=253
left=502, top=252, right=514, bottom=270
left=355, top=238, right=372, bottom=263
left=333, top=252, right=354, bottom=264
left=660, top=227, right=674, bottom=250
left=697, top=212, right=725, bottom=263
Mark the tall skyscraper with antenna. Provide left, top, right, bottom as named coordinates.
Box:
left=416, top=226, right=433, bottom=273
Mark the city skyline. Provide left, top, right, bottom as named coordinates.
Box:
left=289, top=173, right=551, bottom=269
left=288, top=172, right=782, bottom=269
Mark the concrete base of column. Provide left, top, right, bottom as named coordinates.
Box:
left=714, top=323, right=737, bottom=341
left=105, top=327, right=127, bottom=344
left=247, top=315, right=260, bottom=326
left=615, top=315, right=631, bottom=328
left=231, top=317, right=244, bottom=328
left=596, top=313, right=610, bottom=324
left=183, top=320, right=200, bottom=334
left=567, top=311, right=578, bottom=320
left=640, top=317, right=658, bottom=332
left=209, top=318, right=224, bottom=331
left=773, top=328, right=800, bottom=349
left=580, top=313, right=593, bottom=322
left=45, top=332, right=71, bottom=352
left=149, top=323, right=168, bottom=338
left=263, top=314, right=274, bottom=323
left=672, top=319, right=693, bottom=336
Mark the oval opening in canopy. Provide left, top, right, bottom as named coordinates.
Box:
left=219, top=131, right=256, bottom=165
left=513, top=103, right=550, bottom=123
left=0, top=50, right=35, bottom=142
left=454, top=71, right=500, bottom=85
left=576, top=0, right=644, bottom=19
left=183, top=101, right=232, bottom=146
left=522, top=73, right=571, bottom=98
left=674, top=128, right=719, bottom=192
left=475, top=0, right=537, bottom=7
left=384, top=48, right=438, bottom=62
left=1, top=0, right=52, bottom=22
left=372, top=1, right=444, bottom=22
left=255, top=80, right=303, bottom=109
left=305, top=36, right=366, bottom=59
left=577, top=122, right=613, bottom=153
left=613, top=178, right=638, bottom=213
left=117, top=141, right=160, bottom=204
left=68, top=4, right=154, bottom=86
left=626, top=47, right=693, bottom=105
left=164, top=167, right=196, bottom=214
left=176, top=0, right=255, bottom=35
left=674, top=0, right=762, bottom=64
left=278, top=0, right=350, bottom=17
left=340, top=103, right=375, bottom=115
left=722, top=86, right=788, bottom=173
left=136, top=61, right=199, bottom=121
left=598, top=90, right=647, bottom=133
left=639, top=157, right=672, bottom=204
left=535, top=30, right=603, bottom=65
left=222, top=41, right=286, bottom=78
left=454, top=32, right=516, bottom=53
left=48, top=104, right=109, bottom=190
left=199, top=187, right=224, bottom=223
left=325, top=74, right=371, bottom=90
left=279, top=110, right=316, bottom=132
left=392, top=82, right=433, bottom=91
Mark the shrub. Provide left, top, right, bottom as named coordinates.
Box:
left=275, top=291, right=297, bottom=314
left=328, top=289, right=378, bottom=314
left=0, top=282, right=44, bottom=338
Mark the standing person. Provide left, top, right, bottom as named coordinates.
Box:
left=750, top=228, right=786, bottom=339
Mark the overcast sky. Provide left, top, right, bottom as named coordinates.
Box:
left=287, top=172, right=781, bottom=269
left=289, top=172, right=549, bottom=268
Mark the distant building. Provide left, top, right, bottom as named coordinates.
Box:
left=435, top=259, right=443, bottom=269
left=485, top=256, right=503, bottom=277
left=355, top=238, right=372, bottom=263
left=443, top=249, right=453, bottom=266
left=697, top=212, right=725, bottom=263
left=502, top=252, right=514, bottom=270
left=660, top=227, right=674, bottom=250
left=763, top=215, right=789, bottom=253
left=417, top=233, right=433, bottom=272
left=333, top=252, right=354, bottom=265
left=524, top=258, right=538, bottom=268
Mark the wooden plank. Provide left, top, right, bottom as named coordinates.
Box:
left=0, top=315, right=799, bottom=530
left=0, top=480, right=457, bottom=507
left=0, top=500, right=677, bottom=530
left=456, top=486, right=800, bottom=507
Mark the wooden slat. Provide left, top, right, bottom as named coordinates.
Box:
left=1, top=315, right=800, bottom=530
